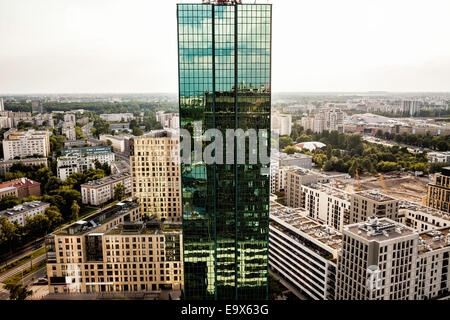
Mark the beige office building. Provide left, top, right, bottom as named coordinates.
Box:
left=45, top=200, right=183, bottom=294
left=130, top=130, right=181, bottom=222
left=285, top=168, right=329, bottom=208
left=349, top=190, right=399, bottom=224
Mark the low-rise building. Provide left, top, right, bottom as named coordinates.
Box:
left=45, top=200, right=183, bottom=294
left=0, top=158, right=48, bottom=175
left=0, top=201, right=50, bottom=226
left=99, top=134, right=133, bottom=155
left=0, top=177, right=41, bottom=199
left=428, top=152, right=450, bottom=163
left=57, top=152, right=115, bottom=181
left=100, top=113, right=134, bottom=122
left=61, top=146, right=112, bottom=156
left=81, top=173, right=131, bottom=206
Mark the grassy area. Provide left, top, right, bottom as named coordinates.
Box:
left=3, top=259, right=47, bottom=285
left=0, top=247, right=46, bottom=277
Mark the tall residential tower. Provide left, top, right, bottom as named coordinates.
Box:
left=177, top=1, right=271, bottom=300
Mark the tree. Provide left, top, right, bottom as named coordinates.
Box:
left=26, top=214, right=50, bottom=238
left=70, top=201, right=80, bottom=221
left=279, top=136, right=293, bottom=150
left=0, top=217, right=22, bottom=254
left=45, top=206, right=63, bottom=229
left=283, top=146, right=298, bottom=155
left=132, top=127, right=144, bottom=136
left=0, top=195, right=21, bottom=211
left=44, top=176, right=64, bottom=194
left=114, top=183, right=125, bottom=200
left=5, top=283, right=33, bottom=300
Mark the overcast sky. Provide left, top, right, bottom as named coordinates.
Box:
left=1, top=0, right=450, bottom=94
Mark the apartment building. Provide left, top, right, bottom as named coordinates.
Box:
left=336, top=217, right=450, bottom=300
left=399, top=200, right=450, bottom=232
left=349, top=190, right=399, bottom=224
left=99, top=134, right=133, bottom=155
left=45, top=200, right=183, bottom=294
left=0, top=177, right=41, bottom=199
left=57, top=152, right=115, bottom=181
left=99, top=113, right=133, bottom=122
left=130, top=130, right=181, bottom=222
left=2, top=129, right=50, bottom=160
left=269, top=202, right=340, bottom=300
left=302, top=183, right=351, bottom=231
left=271, top=110, right=292, bottom=136
left=428, top=152, right=450, bottom=163
left=155, top=111, right=179, bottom=129
left=0, top=201, right=49, bottom=226
left=0, top=158, right=48, bottom=175
left=62, top=123, right=76, bottom=141
left=64, top=113, right=76, bottom=124
left=300, top=108, right=344, bottom=134
left=81, top=173, right=131, bottom=206
left=61, top=146, right=112, bottom=156
left=336, top=217, right=419, bottom=300
left=426, top=167, right=450, bottom=213
left=286, top=168, right=330, bottom=208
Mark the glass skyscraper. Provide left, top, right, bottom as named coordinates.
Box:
left=177, top=1, right=271, bottom=300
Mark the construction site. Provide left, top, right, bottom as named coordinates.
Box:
left=333, top=171, right=431, bottom=204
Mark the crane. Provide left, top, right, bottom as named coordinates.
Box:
left=375, top=173, right=389, bottom=194
left=355, top=169, right=362, bottom=191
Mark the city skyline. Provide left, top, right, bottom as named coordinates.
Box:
left=1, top=0, right=450, bottom=94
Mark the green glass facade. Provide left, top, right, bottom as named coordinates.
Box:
left=177, top=2, right=271, bottom=300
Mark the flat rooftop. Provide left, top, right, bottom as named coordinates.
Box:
left=354, top=189, right=396, bottom=202
left=57, top=200, right=140, bottom=236
left=0, top=200, right=49, bottom=218
left=418, top=228, right=450, bottom=254
left=106, top=221, right=181, bottom=236
left=305, top=183, right=350, bottom=201
left=270, top=201, right=342, bottom=253
left=346, top=217, right=416, bottom=241
left=81, top=172, right=130, bottom=188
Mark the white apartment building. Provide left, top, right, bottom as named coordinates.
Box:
left=301, top=108, right=344, bottom=134
left=99, top=113, right=133, bottom=122
left=269, top=202, right=340, bottom=300
left=99, top=134, right=133, bottom=154
left=57, top=152, right=115, bottom=181
left=62, top=123, right=76, bottom=141
left=0, top=201, right=50, bottom=226
left=285, top=168, right=330, bottom=208
left=302, top=183, right=351, bottom=231
left=155, top=111, right=179, bottom=129
left=428, top=152, right=450, bottom=163
left=81, top=173, right=131, bottom=206
left=271, top=110, right=292, bottom=136
left=336, top=217, right=450, bottom=300
left=2, top=129, right=51, bottom=160
left=399, top=201, right=450, bottom=231
left=64, top=113, right=76, bottom=124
